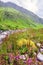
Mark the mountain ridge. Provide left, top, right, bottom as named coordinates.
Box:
left=0, top=1, right=43, bottom=24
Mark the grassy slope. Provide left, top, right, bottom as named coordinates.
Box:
left=0, top=7, right=43, bottom=30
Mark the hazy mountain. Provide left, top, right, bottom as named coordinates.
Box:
left=0, top=1, right=43, bottom=24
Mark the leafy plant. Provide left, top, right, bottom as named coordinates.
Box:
left=19, top=45, right=28, bottom=54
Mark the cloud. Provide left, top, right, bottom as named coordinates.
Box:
left=37, top=0, right=43, bottom=18
left=1, top=0, right=38, bottom=13
left=1, top=0, right=43, bottom=18
left=18, top=0, right=38, bottom=13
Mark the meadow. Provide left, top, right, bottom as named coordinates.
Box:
left=0, top=7, right=43, bottom=31
left=0, top=7, right=43, bottom=65
left=0, top=28, right=43, bottom=65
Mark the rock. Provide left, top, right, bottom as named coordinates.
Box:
left=34, top=52, right=36, bottom=55
left=36, top=43, right=41, bottom=47
left=40, top=48, right=43, bottom=52
left=0, top=34, right=6, bottom=39
left=37, top=52, right=43, bottom=62
left=1, top=31, right=10, bottom=35
left=0, top=30, right=3, bottom=34
left=0, top=29, right=27, bottom=44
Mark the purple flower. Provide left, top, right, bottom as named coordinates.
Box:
left=27, top=58, right=32, bottom=65
left=15, top=55, right=20, bottom=60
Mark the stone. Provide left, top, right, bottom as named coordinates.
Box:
left=40, top=48, right=43, bottom=52
left=37, top=52, right=43, bottom=62
left=36, top=43, right=41, bottom=47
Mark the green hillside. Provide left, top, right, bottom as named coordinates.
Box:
left=0, top=7, right=43, bottom=30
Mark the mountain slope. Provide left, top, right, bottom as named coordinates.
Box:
left=0, top=1, right=43, bottom=30
left=0, top=7, right=43, bottom=30
left=0, top=1, right=43, bottom=24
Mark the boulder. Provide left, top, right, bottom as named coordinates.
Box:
left=37, top=52, right=43, bottom=62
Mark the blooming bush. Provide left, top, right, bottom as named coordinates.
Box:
left=0, top=54, right=43, bottom=65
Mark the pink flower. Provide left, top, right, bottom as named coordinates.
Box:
left=27, top=58, right=32, bottom=65
left=15, top=55, right=20, bottom=60
left=9, top=53, right=14, bottom=62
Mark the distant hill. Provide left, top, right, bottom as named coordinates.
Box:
left=0, top=1, right=43, bottom=24
left=0, top=1, right=43, bottom=30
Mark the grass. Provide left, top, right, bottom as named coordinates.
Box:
left=0, top=29, right=43, bottom=65
left=0, top=28, right=43, bottom=65
left=0, top=7, right=43, bottom=65
left=0, top=7, right=43, bottom=30
left=0, top=28, right=43, bottom=54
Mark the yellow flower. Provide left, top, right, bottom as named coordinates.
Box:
left=17, top=38, right=27, bottom=47
left=30, top=40, right=36, bottom=48
left=17, top=38, right=37, bottom=48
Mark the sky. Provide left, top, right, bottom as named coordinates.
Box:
left=1, top=0, right=43, bottom=18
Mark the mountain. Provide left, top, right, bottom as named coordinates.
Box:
left=0, top=1, right=43, bottom=30
left=0, top=1, right=43, bottom=24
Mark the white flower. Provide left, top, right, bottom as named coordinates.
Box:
left=19, top=55, right=26, bottom=60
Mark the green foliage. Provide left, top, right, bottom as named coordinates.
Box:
left=0, top=28, right=43, bottom=54
left=19, top=45, right=28, bottom=54
left=0, top=28, right=43, bottom=65
left=0, top=7, right=43, bottom=30
left=4, top=55, right=9, bottom=60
